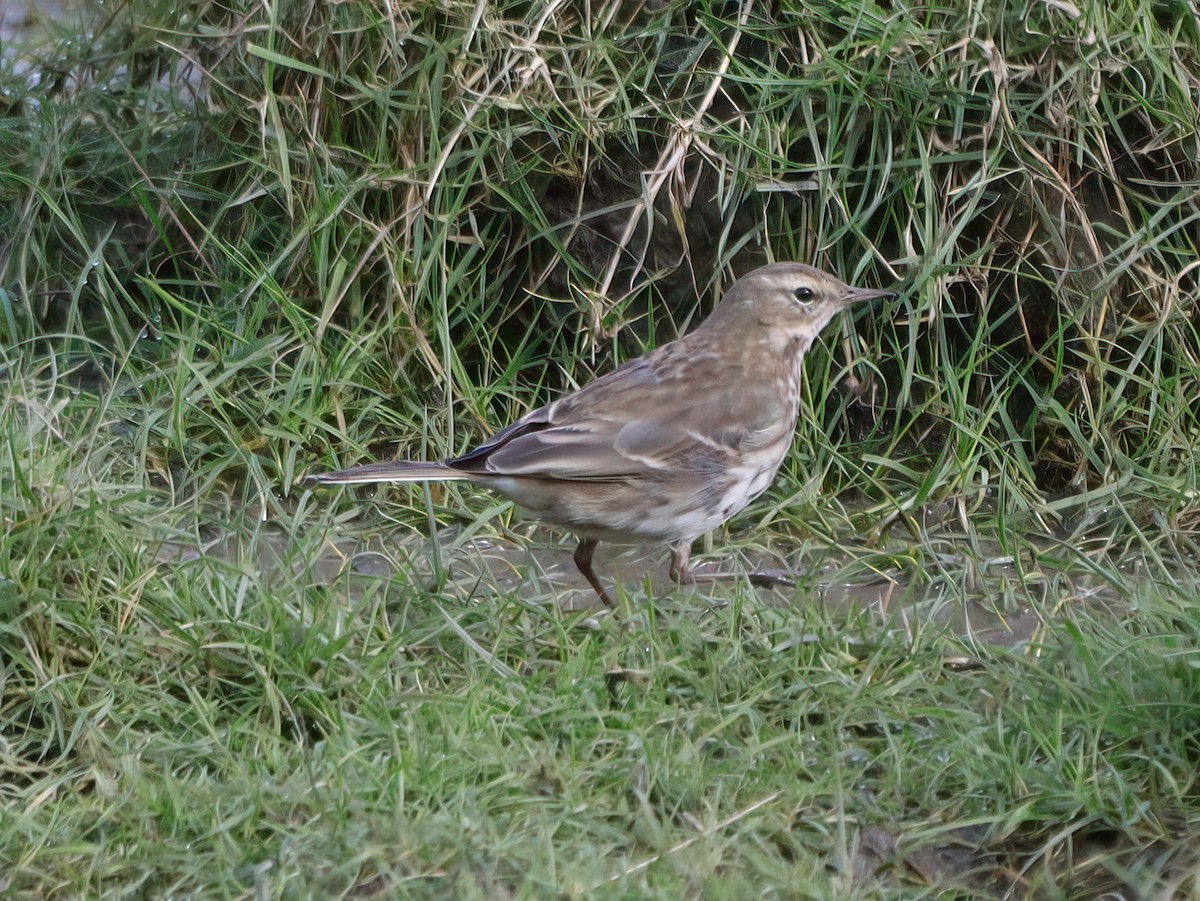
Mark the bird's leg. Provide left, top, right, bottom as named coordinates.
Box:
left=573, top=537, right=615, bottom=608
left=669, top=541, right=794, bottom=589
left=668, top=542, right=697, bottom=584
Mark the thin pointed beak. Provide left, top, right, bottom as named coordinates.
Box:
left=843, top=285, right=896, bottom=304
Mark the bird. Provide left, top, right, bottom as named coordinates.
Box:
left=307, top=262, right=894, bottom=607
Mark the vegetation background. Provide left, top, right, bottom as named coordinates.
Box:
left=1, top=0, right=1198, bottom=896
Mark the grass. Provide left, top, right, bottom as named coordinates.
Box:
left=2, top=0, right=1200, bottom=896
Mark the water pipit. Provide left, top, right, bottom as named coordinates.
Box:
left=308, top=262, right=893, bottom=606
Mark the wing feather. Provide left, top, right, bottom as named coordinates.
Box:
left=447, top=344, right=792, bottom=482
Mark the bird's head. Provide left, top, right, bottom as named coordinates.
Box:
left=702, top=262, right=894, bottom=352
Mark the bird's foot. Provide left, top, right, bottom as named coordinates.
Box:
left=746, top=568, right=795, bottom=589
left=677, top=567, right=794, bottom=591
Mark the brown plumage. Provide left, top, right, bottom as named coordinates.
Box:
left=308, top=262, right=894, bottom=606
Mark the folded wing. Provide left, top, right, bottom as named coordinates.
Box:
left=449, top=353, right=790, bottom=483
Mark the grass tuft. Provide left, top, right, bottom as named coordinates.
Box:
left=2, top=0, right=1199, bottom=895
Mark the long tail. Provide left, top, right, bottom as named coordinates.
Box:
left=305, top=459, right=471, bottom=485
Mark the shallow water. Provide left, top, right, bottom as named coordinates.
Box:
left=1, top=0, right=69, bottom=52
left=155, top=518, right=1125, bottom=649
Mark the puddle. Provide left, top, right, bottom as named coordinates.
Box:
left=0, top=0, right=69, bottom=43
left=153, top=519, right=1126, bottom=649
left=1, top=0, right=203, bottom=103
left=1, top=0, right=73, bottom=73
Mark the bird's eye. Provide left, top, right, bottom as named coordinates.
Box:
left=792, top=286, right=815, bottom=302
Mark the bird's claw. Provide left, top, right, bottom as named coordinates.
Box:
left=747, top=569, right=795, bottom=589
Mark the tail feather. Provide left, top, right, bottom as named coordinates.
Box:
left=306, top=459, right=471, bottom=485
